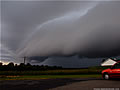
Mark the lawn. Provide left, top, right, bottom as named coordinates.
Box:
left=0, top=67, right=105, bottom=80
left=0, top=68, right=103, bottom=75
left=0, top=74, right=101, bottom=80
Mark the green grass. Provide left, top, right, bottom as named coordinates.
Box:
left=0, top=74, right=101, bottom=80
left=0, top=68, right=103, bottom=75
left=0, top=67, right=106, bottom=80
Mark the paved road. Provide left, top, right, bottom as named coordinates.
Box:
left=0, top=78, right=120, bottom=90
left=50, top=78, right=120, bottom=90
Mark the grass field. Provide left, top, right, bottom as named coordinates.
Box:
left=0, top=67, right=105, bottom=75
left=0, top=74, right=101, bottom=80
left=0, top=66, right=107, bottom=80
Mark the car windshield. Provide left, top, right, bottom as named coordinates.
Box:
left=112, top=62, right=120, bottom=69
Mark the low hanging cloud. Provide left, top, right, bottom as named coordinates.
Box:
left=18, top=1, right=120, bottom=58
left=1, top=1, right=120, bottom=63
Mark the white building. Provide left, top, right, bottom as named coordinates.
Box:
left=101, top=58, right=117, bottom=66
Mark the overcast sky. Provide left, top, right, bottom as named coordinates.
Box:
left=1, top=1, right=120, bottom=66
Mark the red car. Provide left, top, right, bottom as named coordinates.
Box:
left=102, top=61, right=120, bottom=80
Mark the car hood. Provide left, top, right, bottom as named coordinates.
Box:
left=102, top=68, right=111, bottom=73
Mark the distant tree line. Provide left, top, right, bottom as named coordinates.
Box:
left=0, top=62, right=62, bottom=71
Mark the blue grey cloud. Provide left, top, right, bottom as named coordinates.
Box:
left=1, top=1, right=120, bottom=64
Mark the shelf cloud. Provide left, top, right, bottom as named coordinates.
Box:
left=1, top=1, right=120, bottom=63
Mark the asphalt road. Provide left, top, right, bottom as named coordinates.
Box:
left=0, top=78, right=120, bottom=90
left=50, top=78, right=120, bottom=90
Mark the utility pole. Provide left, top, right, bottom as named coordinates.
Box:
left=23, top=56, right=27, bottom=64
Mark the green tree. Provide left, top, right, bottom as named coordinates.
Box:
left=7, top=62, right=14, bottom=70
left=8, top=62, right=14, bottom=67
left=0, top=62, right=3, bottom=66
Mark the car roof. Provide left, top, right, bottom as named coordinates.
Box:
left=117, top=61, right=120, bottom=63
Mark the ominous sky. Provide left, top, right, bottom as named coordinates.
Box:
left=1, top=1, right=120, bottom=66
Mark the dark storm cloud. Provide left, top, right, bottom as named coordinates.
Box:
left=78, top=27, right=120, bottom=58
left=28, top=56, right=48, bottom=62
left=18, top=1, right=120, bottom=58
left=1, top=1, right=87, bottom=62
left=1, top=1, right=120, bottom=63
left=38, top=55, right=103, bottom=68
